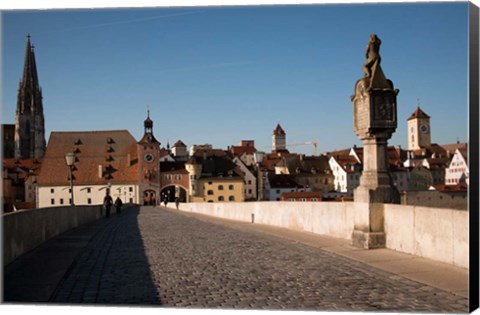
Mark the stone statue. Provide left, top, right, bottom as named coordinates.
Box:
left=362, top=34, right=382, bottom=79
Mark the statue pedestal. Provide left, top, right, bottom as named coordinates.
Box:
left=351, top=202, right=386, bottom=249
left=353, top=137, right=400, bottom=204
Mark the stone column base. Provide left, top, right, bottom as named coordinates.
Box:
left=352, top=230, right=386, bottom=249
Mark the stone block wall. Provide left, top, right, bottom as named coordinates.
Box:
left=3, top=205, right=103, bottom=265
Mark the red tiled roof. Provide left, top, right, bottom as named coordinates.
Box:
left=231, top=145, right=256, bottom=156
left=3, top=158, right=42, bottom=172
left=408, top=107, right=430, bottom=120
left=37, top=130, right=139, bottom=186
left=261, top=152, right=297, bottom=171
left=273, top=123, right=286, bottom=136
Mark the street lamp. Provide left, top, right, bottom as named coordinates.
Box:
left=254, top=151, right=265, bottom=201
left=65, top=152, right=76, bottom=206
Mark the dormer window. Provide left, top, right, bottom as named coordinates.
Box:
left=107, top=137, right=114, bottom=144
left=74, top=139, right=82, bottom=145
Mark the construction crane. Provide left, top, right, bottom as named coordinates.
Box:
left=285, top=141, right=319, bottom=156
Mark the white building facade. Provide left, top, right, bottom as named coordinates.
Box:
left=445, top=148, right=469, bottom=185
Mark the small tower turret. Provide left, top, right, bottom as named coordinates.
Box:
left=407, top=106, right=431, bottom=151
left=272, top=123, right=286, bottom=152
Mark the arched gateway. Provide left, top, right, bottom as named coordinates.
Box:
left=160, top=185, right=187, bottom=203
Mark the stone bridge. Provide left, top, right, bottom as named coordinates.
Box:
left=3, top=205, right=469, bottom=312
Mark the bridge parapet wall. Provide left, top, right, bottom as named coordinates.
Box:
left=179, top=202, right=468, bottom=269
left=3, top=205, right=102, bottom=266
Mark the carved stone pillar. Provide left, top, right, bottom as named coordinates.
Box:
left=350, top=35, right=400, bottom=249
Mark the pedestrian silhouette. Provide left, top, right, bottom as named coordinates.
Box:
left=115, top=197, right=123, bottom=214
left=104, top=190, right=113, bottom=218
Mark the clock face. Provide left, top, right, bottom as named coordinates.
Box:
left=419, top=124, right=429, bottom=134
left=144, top=153, right=155, bottom=163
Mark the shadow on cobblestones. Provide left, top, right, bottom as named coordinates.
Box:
left=13, top=205, right=468, bottom=312
left=49, top=206, right=162, bottom=305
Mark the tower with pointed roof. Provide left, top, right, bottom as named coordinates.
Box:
left=407, top=106, right=431, bottom=151
left=272, top=123, right=286, bottom=152
left=137, top=110, right=161, bottom=205
left=14, top=34, right=46, bottom=159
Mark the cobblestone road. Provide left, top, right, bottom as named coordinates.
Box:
left=51, top=206, right=468, bottom=312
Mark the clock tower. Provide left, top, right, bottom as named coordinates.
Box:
left=407, top=106, right=431, bottom=151
left=137, top=110, right=161, bottom=205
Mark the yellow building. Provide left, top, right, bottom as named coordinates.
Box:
left=197, top=177, right=244, bottom=203
left=186, top=149, right=245, bottom=203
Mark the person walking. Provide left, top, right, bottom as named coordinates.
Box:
left=104, top=190, right=113, bottom=218
left=175, top=197, right=179, bottom=210
left=114, top=196, right=123, bottom=215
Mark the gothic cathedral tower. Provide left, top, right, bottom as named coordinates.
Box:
left=137, top=110, right=161, bottom=205
left=407, top=107, right=431, bottom=151
left=14, top=34, right=46, bottom=159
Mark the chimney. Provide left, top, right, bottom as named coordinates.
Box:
left=127, top=153, right=131, bottom=166
left=98, top=165, right=103, bottom=178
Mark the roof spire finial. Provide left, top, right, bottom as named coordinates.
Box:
left=417, top=98, right=420, bottom=108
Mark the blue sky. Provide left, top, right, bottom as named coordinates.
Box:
left=1, top=1, right=470, bottom=155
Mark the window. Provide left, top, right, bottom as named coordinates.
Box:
left=60, top=198, right=64, bottom=205
left=69, top=198, right=72, bottom=204
left=218, top=196, right=224, bottom=201
left=51, top=199, right=55, bottom=205
left=87, top=188, right=91, bottom=193
left=276, top=189, right=280, bottom=194
left=129, top=187, right=133, bottom=192
left=248, top=189, right=252, bottom=194
left=218, top=185, right=224, bottom=190
left=229, top=185, right=234, bottom=190
left=207, top=190, right=214, bottom=195
left=50, top=188, right=54, bottom=194
left=88, top=198, right=92, bottom=204
left=129, top=198, right=133, bottom=203
left=175, top=175, right=182, bottom=180
left=165, top=175, right=171, bottom=180
left=208, top=181, right=212, bottom=185
left=229, top=196, right=235, bottom=201
left=248, top=180, right=252, bottom=185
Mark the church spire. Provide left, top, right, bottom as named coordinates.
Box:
left=20, top=33, right=40, bottom=93
left=14, top=34, right=46, bottom=159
